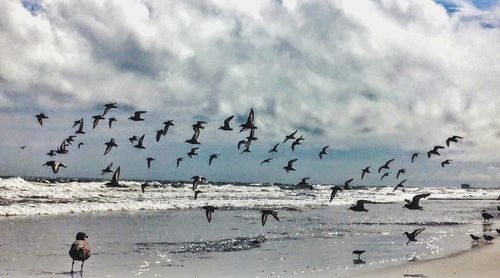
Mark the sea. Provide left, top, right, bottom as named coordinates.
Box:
left=0, top=177, right=498, bottom=277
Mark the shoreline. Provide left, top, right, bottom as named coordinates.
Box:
left=355, top=241, right=500, bottom=277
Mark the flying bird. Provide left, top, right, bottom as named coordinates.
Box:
left=129, top=111, right=146, bottom=121
left=155, top=130, right=164, bottom=142
left=108, top=117, right=117, bottom=128
left=202, top=206, right=217, bottom=223
left=65, top=136, right=76, bottom=145
left=191, top=176, right=207, bottom=191
left=46, top=150, right=56, bottom=157
left=146, top=157, right=155, bottom=169
left=319, top=146, right=329, bottom=159
left=441, top=160, right=452, bottom=168
left=20, top=146, right=27, bottom=150
left=75, top=122, right=85, bottom=134
left=291, top=136, right=304, bottom=151
left=378, top=159, right=394, bottom=173
left=380, top=172, right=390, bottom=180
left=102, top=102, right=117, bottom=116
left=176, top=157, right=183, bottom=168
left=348, top=200, right=373, bottom=212
left=361, top=167, right=371, bottom=179
left=237, top=140, right=247, bottom=150
left=208, top=154, right=219, bottom=166
left=404, top=228, right=425, bottom=245
left=73, top=118, right=84, bottom=128
left=35, top=113, right=48, bottom=126
left=297, top=177, right=311, bottom=188
left=446, top=135, right=463, bottom=147
left=162, top=120, right=174, bottom=135
left=427, top=145, right=445, bottom=158
left=104, top=138, right=118, bottom=155
left=261, top=209, right=279, bottom=226
left=344, top=178, right=354, bottom=190
left=246, top=128, right=258, bottom=142
left=411, top=153, right=421, bottom=163
left=268, top=143, right=279, bottom=153
left=283, top=130, right=297, bottom=143
left=92, top=115, right=105, bottom=129
left=129, top=136, right=139, bottom=144
left=185, top=128, right=201, bottom=145
left=77, top=142, right=84, bottom=149
left=187, top=147, right=199, bottom=158
left=283, top=159, right=298, bottom=173
left=219, top=115, right=234, bottom=131
left=260, top=157, right=273, bottom=165
left=192, top=121, right=207, bottom=131
left=239, top=108, right=257, bottom=132
left=194, top=190, right=202, bottom=200
left=101, top=162, right=113, bottom=175
left=56, top=141, right=69, bottom=154
left=43, top=160, right=67, bottom=174
left=134, top=134, right=146, bottom=149
left=141, top=182, right=150, bottom=193
left=329, top=186, right=343, bottom=202
left=105, top=166, right=123, bottom=187
left=69, top=232, right=91, bottom=273
left=396, top=169, right=406, bottom=179
left=403, top=193, right=431, bottom=210
left=393, top=179, right=406, bottom=192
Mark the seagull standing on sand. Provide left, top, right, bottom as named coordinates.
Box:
left=261, top=209, right=280, bottom=226
left=404, top=228, right=425, bottom=245
left=483, top=234, right=494, bottom=244
left=470, top=234, right=480, bottom=244
left=69, top=232, right=91, bottom=273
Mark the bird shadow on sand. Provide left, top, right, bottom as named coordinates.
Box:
left=352, top=259, right=365, bottom=265
left=403, top=274, right=428, bottom=278
left=39, top=271, right=85, bottom=277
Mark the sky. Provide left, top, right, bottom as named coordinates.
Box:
left=1, top=0, right=500, bottom=187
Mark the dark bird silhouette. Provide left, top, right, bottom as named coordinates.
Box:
left=348, top=200, right=373, bottom=212
left=104, top=138, right=118, bottom=155
left=283, top=159, right=298, bottom=173
left=297, top=177, right=312, bottom=189
left=102, top=102, right=117, bottom=116
left=192, top=176, right=207, bottom=191
left=155, top=130, right=164, bottom=142
left=239, top=108, right=257, bottom=132
left=176, top=157, right=183, bottom=168
left=483, top=234, right=494, bottom=244
left=129, top=136, right=139, bottom=144
left=69, top=232, right=91, bottom=273
left=496, top=229, right=500, bottom=235
left=393, top=179, right=407, bottom=192
left=65, top=136, right=76, bottom=145
left=411, top=153, right=421, bottom=163
left=261, top=209, right=279, bottom=226
left=470, top=234, right=480, bottom=244
left=482, top=210, right=494, bottom=223
left=209, top=154, right=219, bottom=166
left=246, top=128, right=258, bottom=142
left=378, top=159, right=394, bottom=173
left=75, top=122, right=85, bottom=134
left=404, top=193, right=431, bottom=210
left=329, top=186, right=343, bottom=202
left=202, top=206, right=217, bottom=223
left=187, top=147, right=199, bottom=158
left=92, top=115, right=105, bottom=129
left=380, top=172, right=390, bottom=180
left=162, top=120, right=174, bottom=135
left=396, top=168, right=406, bottom=179
left=319, top=146, right=329, bottom=159
left=141, top=182, right=150, bottom=193
left=352, top=250, right=365, bottom=260
left=194, top=190, right=202, bottom=200
left=441, top=160, right=452, bottom=168
left=283, top=130, right=297, bottom=143
left=56, top=141, right=69, bottom=154
left=46, top=150, right=56, bottom=157
left=77, top=142, right=84, bottom=149
left=35, top=113, right=48, bottom=126
left=427, top=145, right=445, bottom=158
left=101, top=162, right=113, bottom=175
left=73, top=118, right=84, bottom=128
left=185, top=128, right=201, bottom=145
left=192, top=121, right=207, bottom=131
left=20, top=145, right=27, bottom=150
left=291, top=136, right=304, bottom=151
left=108, top=117, right=117, bottom=128
left=344, top=178, right=354, bottom=190
left=404, top=228, right=425, bottom=245
left=219, top=115, right=234, bottom=131
left=237, top=140, right=247, bottom=150
left=129, top=111, right=146, bottom=121
left=134, top=134, right=146, bottom=149
left=446, top=135, right=463, bottom=147
left=268, top=143, right=279, bottom=153
left=43, top=160, right=67, bottom=174
left=241, top=142, right=252, bottom=154
left=146, top=157, right=155, bottom=169
left=106, top=166, right=123, bottom=187
left=361, top=167, right=371, bottom=179
left=260, top=157, right=273, bottom=165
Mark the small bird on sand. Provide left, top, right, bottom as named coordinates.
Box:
left=191, top=176, right=207, bottom=191
left=319, top=146, right=329, bottom=159
left=329, top=186, right=343, bottom=202
left=404, top=228, right=425, bottom=245
left=43, top=160, right=67, bottom=173
left=361, top=167, right=371, bottom=179
left=446, top=135, right=463, bottom=147
left=352, top=250, right=365, bottom=260
left=219, top=115, right=234, bottom=131
left=411, top=153, right=421, bottom=163
left=261, top=209, right=279, bottom=226
left=481, top=210, right=494, bottom=223
left=483, top=234, right=494, bottom=244
left=470, top=234, right=480, bottom=244
left=102, top=102, right=117, bottom=116
left=69, top=232, right=91, bottom=273
left=35, top=113, right=48, bottom=126
left=260, top=157, right=273, bottom=165
left=129, top=111, right=146, bottom=121
left=404, top=193, right=431, bottom=210
left=348, top=200, right=373, bottom=212
left=202, top=206, right=217, bottom=223
left=344, top=178, right=354, bottom=190
left=283, top=159, right=298, bottom=173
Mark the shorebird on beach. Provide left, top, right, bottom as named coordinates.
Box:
left=404, top=228, right=425, bottom=245
left=403, top=193, right=430, bottom=210
left=202, top=206, right=217, bottom=223
left=219, top=115, right=234, bottom=131
left=261, top=209, right=279, bottom=226
left=483, top=234, right=494, bottom=244
left=35, top=113, right=48, bottom=126
left=43, top=160, right=67, bottom=174
left=329, top=186, right=343, bottom=202
left=69, top=232, right=91, bottom=273
left=352, top=250, right=365, bottom=260
left=470, top=234, right=480, bottom=244
left=481, top=210, right=494, bottom=223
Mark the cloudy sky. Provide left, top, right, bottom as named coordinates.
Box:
left=1, top=0, right=500, bottom=187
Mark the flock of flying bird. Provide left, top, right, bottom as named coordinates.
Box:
left=32, top=104, right=498, bottom=273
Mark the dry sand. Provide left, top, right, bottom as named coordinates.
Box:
left=355, top=242, right=500, bottom=278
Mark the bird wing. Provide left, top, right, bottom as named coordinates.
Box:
left=412, top=228, right=425, bottom=236
left=287, top=159, right=298, bottom=167
left=345, top=178, right=353, bottom=186
left=271, top=212, right=280, bottom=221
left=138, top=134, right=145, bottom=145
left=412, top=193, right=430, bottom=203
left=224, top=115, right=234, bottom=126
left=261, top=212, right=267, bottom=226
